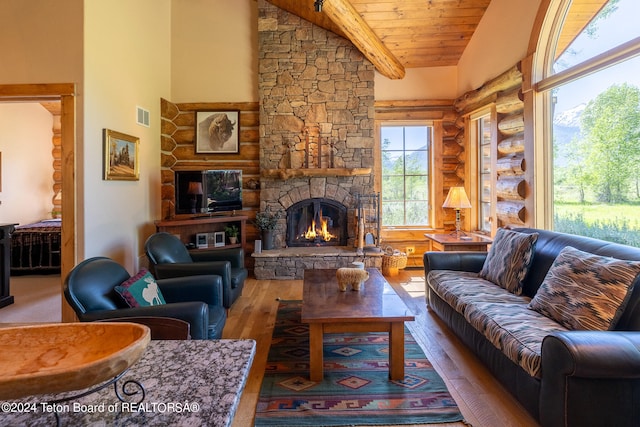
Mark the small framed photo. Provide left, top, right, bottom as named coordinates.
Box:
left=195, top=110, right=239, bottom=154
left=196, top=233, right=209, bottom=249
left=103, top=129, right=139, bottom=180
left=213, top=231, right=226, bottom=247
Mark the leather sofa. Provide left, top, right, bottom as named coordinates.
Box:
left=424, top=228, right=640, bottom=427
left=64, top=257, right=226, bottom=339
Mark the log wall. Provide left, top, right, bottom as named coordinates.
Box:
left=160, top=99, right=261, bottom=260
left=454, top=63, right=529, bottom=229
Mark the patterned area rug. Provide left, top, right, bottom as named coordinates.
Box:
left=255, top=300, right=464, bottom=426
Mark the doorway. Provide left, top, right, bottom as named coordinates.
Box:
left=0, top=83, right=76, bottom=322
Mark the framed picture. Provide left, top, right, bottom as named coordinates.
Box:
left=196, top=233, right=209, bottom=249
left=213, top=231, right=226, bottom=247
left=103, top=129, right=139, bottom=181
left=195, top=110, right=239, bottom=154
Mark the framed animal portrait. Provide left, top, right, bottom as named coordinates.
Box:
left=195, top=110, right=239, bottom=154
left=103, top=129, right=139, bottom=181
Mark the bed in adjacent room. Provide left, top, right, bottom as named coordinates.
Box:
left=10, top=219, right=61, bottom=275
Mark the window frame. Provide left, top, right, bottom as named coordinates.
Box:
left=379, top=121, right=433, bottom=228
left=531, top=1, right=640, bottom=229
left=469, top=108, right=497, bottom=235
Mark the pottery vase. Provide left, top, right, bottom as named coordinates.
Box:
left=262, top=229, right=274, bottom=250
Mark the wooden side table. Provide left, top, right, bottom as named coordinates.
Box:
left=424, top=233, right=492, bottom=252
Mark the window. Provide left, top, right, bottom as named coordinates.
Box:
left=380, top=124, right=431, bottom=226
left=476, top=115, right=492, bottom=233
left=537, top=0, right=640, bottom=247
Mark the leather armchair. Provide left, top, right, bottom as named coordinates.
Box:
left=64, top=256, right=226, bottom=339
left=145, top=232, right=247, bottom=309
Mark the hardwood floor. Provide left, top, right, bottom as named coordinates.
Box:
left=224, top=269, right=540, bottom=427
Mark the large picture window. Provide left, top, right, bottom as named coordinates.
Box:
left=380, top=124, right=431, bottom=226
left=538, top=0, right=640, bottom=247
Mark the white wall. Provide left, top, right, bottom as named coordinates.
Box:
left=83, top=0, right=171, bottom=271
left=171, top=0, right=259, bottom=103
left=0, top=104, right=54, bottom=224
left=375, top=66, right=458, bottom=101
left=0, top=0, right=84, bottom=85
left=457, top=0, right=542, bottom=95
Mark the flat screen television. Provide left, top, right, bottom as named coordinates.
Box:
left=175, top=170, right=242, bottom=214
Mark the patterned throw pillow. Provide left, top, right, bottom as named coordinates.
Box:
left=115, top=269, right=166, bottom=308
left=478, top=228, right=538, bottom=295
left=528, top=246, right=640, bottom=331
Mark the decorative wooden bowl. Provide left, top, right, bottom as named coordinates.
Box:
left=0, top=322, right=150, bottom=400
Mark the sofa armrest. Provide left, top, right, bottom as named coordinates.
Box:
left=540, top=331, right=640, bottom=427
left=157, top=275, right=225, bottom=307
left=423, top=251, right=487, bottom=273
left=189, top=247, right=244, bottom=268
left=78, top=301, right=210, bottom=339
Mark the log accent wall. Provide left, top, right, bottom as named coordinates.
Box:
left=455, top=63, right=529, bottom=229
left=159, top=99, right=261, bottom=255
left=41, top=102, right=62, bottom=217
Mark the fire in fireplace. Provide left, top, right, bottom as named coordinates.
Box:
left=286, top=198, right=348, bottom=247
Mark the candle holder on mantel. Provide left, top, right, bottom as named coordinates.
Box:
left=303, top=127, right=310, bottom=168
left=302, top=126, right=324, bottom=169
left=285, top=139, right=297, bottom=169
left=329, top=139, right=336, bottom=168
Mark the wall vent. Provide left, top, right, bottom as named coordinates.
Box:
left=136, top=106, right=150, bottom=127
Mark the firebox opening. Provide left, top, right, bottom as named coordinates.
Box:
left=286, top=198, right=347, bottom=247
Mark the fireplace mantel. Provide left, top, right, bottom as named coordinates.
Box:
left=261, top=168, right=371, bottom=180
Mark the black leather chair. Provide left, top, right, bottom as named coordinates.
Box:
left=144, top=232, right=247, bottom=310
left=64, top=256, right=226, bottom=339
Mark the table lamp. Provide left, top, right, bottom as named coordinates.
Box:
left=442, top=186, right=472, bottom=238
left=187, top=181, right=204, bottom=214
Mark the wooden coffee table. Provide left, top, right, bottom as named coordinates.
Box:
left=301, top=268, right=415, bottom=381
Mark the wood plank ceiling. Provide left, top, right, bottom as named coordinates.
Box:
left=265, top=0, right=609, bottom=80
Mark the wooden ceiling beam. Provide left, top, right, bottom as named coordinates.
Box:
left=322, top=0, right=405, bottom=80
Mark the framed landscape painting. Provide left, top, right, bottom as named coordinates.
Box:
left=195, top=110, right=239, bottom=154
left=103, top=129, right=140, bottom=181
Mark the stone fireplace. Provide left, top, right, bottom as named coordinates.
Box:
left=253, top=0, right=382, bottom=279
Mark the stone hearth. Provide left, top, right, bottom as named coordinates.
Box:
left=252, top=247, right=382, bottom=280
